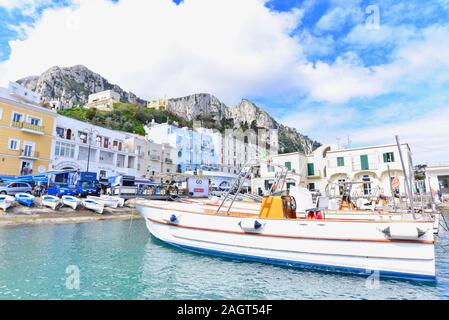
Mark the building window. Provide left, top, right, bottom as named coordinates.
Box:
left=360, top=155, right=369, bottom=170
left=307, top=163, right=315, bottom=176
left=12, top=112, right=23, bottom=123
left=337, top=157, right=345, bottom=167
left=8, top=139, right=20, bottom=150
left=285, top=161, right=292, bottom=171
left=308, top=183, right=315, bottom=191
left=55, top=141, right=75, bottom=158
left=383, top=152, right=395, bottom=163
left=267, top=165, right=275, bottom=173
left=56, top=127, right=65, bottom=138
left=363, top=175, right=372, bottom=195
left=28, top=116, right=41, bottom=126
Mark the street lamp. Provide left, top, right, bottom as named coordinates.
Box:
left=80, top=128, right=100, bottom=172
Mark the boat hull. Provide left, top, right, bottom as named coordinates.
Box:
left=135, top=201, right=436, bottom=282
left=42, top=196, right=61, bottom=210
left=88, top=196, right=119, bottom=209
left=15, top=193, right=35, bottom=207
left=61, top=196, right=80, bottom=210
left=0, top=196, right=14, bottom=211
left=82, top=200, right=104, bottom=214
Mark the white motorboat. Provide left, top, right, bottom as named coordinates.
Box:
left=41, top=195, right=61, bottom=210
left=82, top=199, right=104, bottom=214
left=0, top=195, right=15, bottom=211
left=88, top=196, right=119, bottom=209
left=134, top=162, right=436, bottom=282
left=100, top=195, right=125, bottom=207
left=61, top=195, right=81, bottom=210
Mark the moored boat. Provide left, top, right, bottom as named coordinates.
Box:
left=41, top=195, right=61, bottom=210
left=15, top=193, right=35, bottom=207
left=135, top=161, right=436, bottom=282
left=88, top=196, right=119, bottom=209
left=61, top=195, right=81, bottom=210
left=82, top=199, right=104, bottom=214
left=0, top=195, right=15, bottom=211
left=100, top=195, right=125, bottom=207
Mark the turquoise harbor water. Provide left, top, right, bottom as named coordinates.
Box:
left=0, top=219, right=448, bottom=300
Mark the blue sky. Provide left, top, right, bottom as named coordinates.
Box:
left=1, top=0, right=449, bottom=163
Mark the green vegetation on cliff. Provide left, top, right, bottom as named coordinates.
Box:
left=58, top=103, right=190, bottom=135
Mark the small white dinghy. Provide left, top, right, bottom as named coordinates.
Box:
left=100, top=195, right=125, bottom=207
left=88, top=196, right=119, bottom=209
left=82, top=199, right=104, bottom=214
left=41, top=195, right=61, bottom=210
left=61, top=195, right=81, bottom=210
left=0, top=195, right=15, bottom=211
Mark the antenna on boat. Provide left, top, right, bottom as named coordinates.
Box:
left=395, top=135, right=416, bottom=219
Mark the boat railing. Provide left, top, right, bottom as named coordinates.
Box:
left=216, top=158, right=289, bottom=215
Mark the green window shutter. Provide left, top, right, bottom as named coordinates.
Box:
left=337, top=157, right=344, bottom=167
left=307, top=163, right=315, bottom=176
left=285, top=162, right=291, bottom=171
left=383, top=153, right=388, bottom=163
left=360, top=155, right=369, bottom=170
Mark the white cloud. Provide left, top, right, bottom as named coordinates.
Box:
left=315, top=1, right=363, bottom=32
left=294, top=25, right=449, bottom=103
left=0, top=0, right=304, bottom=104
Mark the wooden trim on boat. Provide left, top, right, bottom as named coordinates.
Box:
left=147, top=217, right=435, bottom=244
left=134, top=202, right=435, bottom=223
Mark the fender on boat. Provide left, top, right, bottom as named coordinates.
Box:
left=239, top=219, right=265, bottom=233
left=163, top=212, right=180, bottom=223
left=381, top=225, right=427, bottom=240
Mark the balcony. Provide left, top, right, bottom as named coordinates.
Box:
left=20, top=149, right=39, bottom=159
left=11, top=122, right=45, bottom=135
left=150, top=155, right=161, bottom=162
left=165, top=158, right=173, bottom=164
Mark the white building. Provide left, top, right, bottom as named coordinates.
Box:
left=251, top=152, right=306, bottom=196
left=252, top=143, right=413, bottom=197
left=51, top=115, right=147, bottom=178
left=48, top=100, right=70, bottom=112
left=145, top=122, right=278, bottom=175
left=425, top=165, right=449, bottom=195
left=144, top=123, right=220, bottom=173
left=86, top=90, right=120, bottom=111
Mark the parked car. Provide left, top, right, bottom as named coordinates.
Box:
left=76, top=180, right=100, bottom=198
left=0, top=182, right=32, bottom=195
left=46, top=183, right=77, bottom=198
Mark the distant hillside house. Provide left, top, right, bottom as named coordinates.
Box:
left=147, top=98, right=168, bottom=111
left=86, top=90, right=120, bottom=111
left=48, top=100, right=70, bottom=112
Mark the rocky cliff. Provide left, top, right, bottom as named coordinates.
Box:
left=166, top=94, right=320, bottom=154
left=17, top=65, right=319, bottom=153
left=17, top=65, right=145, bottom=107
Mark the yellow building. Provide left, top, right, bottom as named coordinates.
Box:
left=0, top=83, right=56, bottom=177
left=147, top=98, right=168, bottom=111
